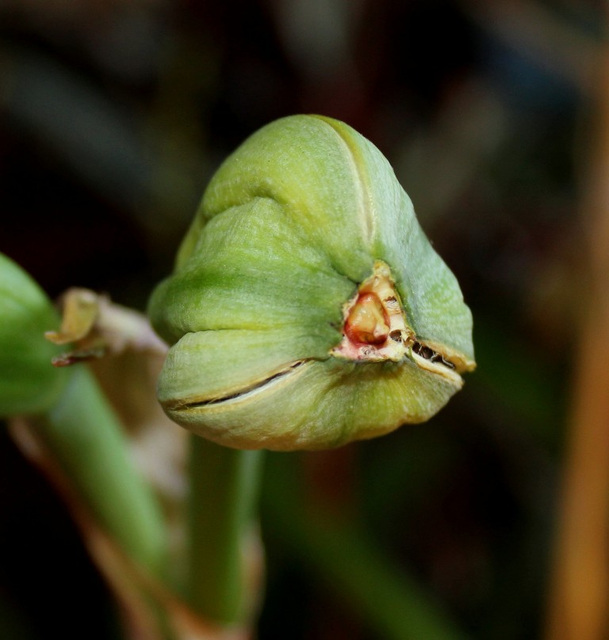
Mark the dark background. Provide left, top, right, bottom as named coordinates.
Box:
left=0, top=1, right=603, bottom=638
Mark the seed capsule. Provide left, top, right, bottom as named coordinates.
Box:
left=149, top=115, right=475, bottom=450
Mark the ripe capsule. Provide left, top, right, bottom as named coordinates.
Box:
left=149, top=115, right=475, bottom=450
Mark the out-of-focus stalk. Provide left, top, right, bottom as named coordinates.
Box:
left=41, top=364, right=167, bottom=580
left=0, top=252, right=167, bottom=581
left=545, top=24, right=609, bottom=640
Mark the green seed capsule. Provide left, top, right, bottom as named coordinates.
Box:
left=149, top=115, right=475, bottom=450
left=0, top=253, right=68, bottom=416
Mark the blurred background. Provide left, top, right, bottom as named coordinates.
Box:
left=0, top=0, right=607, bottom=638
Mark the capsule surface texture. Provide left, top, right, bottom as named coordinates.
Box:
left=149, top=115, right=475, bottom=450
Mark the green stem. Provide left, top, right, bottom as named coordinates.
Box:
left=187, top=436, right=263, bottom=624
left=41, top=365, right=166, bottom=579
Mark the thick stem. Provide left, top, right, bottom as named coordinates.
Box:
left=187, top=436, right=263, bottom=625
left=41, top=365, right=167, bottom=579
